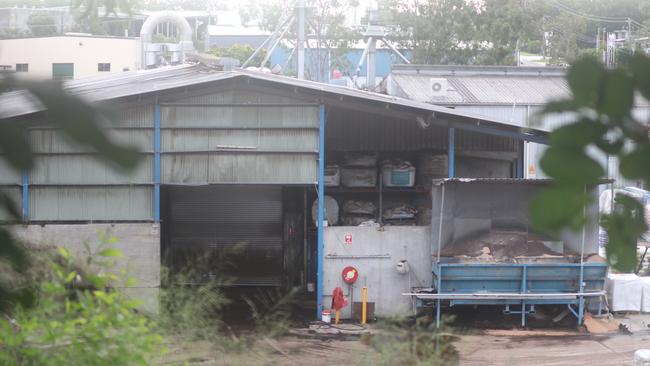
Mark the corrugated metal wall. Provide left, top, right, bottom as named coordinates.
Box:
left=27, top=104, right=154, bottom=221
left=160, top=90, right=319, bottom=185
left=21, top=88, right=319, bottom=221
left=0, top=158, right=21, bottom=221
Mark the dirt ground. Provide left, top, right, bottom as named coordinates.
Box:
left=157, top=327, right=650, bottom=366
left=456, top=330, right=650, bottom=366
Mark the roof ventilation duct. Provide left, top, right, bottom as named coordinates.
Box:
left=140, top=11, right=194, bottom=69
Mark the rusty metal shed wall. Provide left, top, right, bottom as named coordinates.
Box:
left=30, top=186, right=153, bottom=221
left=27, top=103, right=155, bottom=220
left=0, top=186, right=21, bottom=221
left=162, top=154, right=317, bottom=184
left=0, top=160, right=20, bottom=184
left=31, top=155, right=153, bottom=184
left=29, top=129, right=153, bottom=153
left=160, top=90, right=319, bottom=185
left=162, top=129, right=317, bottom=152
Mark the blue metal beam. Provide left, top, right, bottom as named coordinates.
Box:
left=21, top=171, right=28, bottom=222
left=448, top=128, right=455, bottom=178
left=317, top=104, right=325, bottom=319
left=154, top=102, right=161, bottom=222
left=449, top=121, right=549, bottom=145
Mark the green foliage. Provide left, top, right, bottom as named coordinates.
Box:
left=210, top=43, right=266, bottom=65
left=533, top=55, right=650, bottom=271
left=369, top=317, right=459, bottom=366
left=0, top=243, right=163, bottom=365
left=158, top=252, right=233, bottom=342
left=243, top=287, right=299, bottom=338
left=26, top=13, right=58, bottom=37
left=0, top=76, right=140, bottom=313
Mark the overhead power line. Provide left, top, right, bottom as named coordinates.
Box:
left=551, top=0, right=633, bottom=23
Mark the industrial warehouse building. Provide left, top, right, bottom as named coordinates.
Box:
left=0, top=64, right=552, bottom=315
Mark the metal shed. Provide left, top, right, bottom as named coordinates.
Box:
left=387, top=64, right=650, bottom=187
left=0, top=64, right=549, bottom=315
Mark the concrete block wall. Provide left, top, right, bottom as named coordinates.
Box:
left=323, top=226, right=432, bottom=319
left=10, top=223, right=160, bottom=313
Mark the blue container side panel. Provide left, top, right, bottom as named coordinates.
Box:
left=434, top=263, right=608, bottom=299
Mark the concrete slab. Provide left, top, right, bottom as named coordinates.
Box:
left=9, top=223, right=161, bottom=313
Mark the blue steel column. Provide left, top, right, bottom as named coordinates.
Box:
left=154, top=102, right=161, bottom=222
left=521, top=265, right=527, bottom=327
left=448, top=128, right=455, bottom=178
left=316, top=104, right=325, bottom=319
left=21, top=171, right=29, bottom=222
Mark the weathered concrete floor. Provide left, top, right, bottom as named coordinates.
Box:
left=456, top=330, right=650, bottom=366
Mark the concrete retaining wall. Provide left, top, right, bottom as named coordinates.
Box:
left=323, top=226, right=432, bottom=319
left=10, top=223, right=160, bottom=313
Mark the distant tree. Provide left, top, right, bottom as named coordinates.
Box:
left=379, top=0, right=481, bottom=65
left=210, top=43, right=266, bottom=65
left=26, top=13, right=58, bottom=37
left=476, top=0, right=546, bottom=65
left=0, top=28, right=30, bottom=39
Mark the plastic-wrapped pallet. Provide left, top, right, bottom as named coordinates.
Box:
left=606, top=273, right=642, bottom=312
left=341, top=168, right=377, bottom=187
left=342, top=200, right=376, bottom=215
left=324, top=165, right=340, bottom=187
left=343, top=153, right=378, bottom=167
left=383, top=204, right=418, bottom=221
left=417, top=154, right=448, bottom=186
left=341, top=215, right=376, bottom=226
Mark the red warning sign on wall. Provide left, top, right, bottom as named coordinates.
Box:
left=344, top=234, right=352, bottom=244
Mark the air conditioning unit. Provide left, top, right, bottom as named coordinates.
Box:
left=429, top=78, right=448, bottom=98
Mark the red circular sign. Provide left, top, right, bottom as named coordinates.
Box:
left=342, top=266, right=359, bottom=284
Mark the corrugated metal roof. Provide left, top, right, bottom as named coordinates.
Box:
left=390, top=64, right=650, bottom=107
left=390, top=73, right=570, bottom=105
left=0, top=63, right=549, bottom=139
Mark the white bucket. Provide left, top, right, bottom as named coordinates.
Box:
left=635, top=349, right=650, bottom=366
left=321, top=309, right=332, bottom=323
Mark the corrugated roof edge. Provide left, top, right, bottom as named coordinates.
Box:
left=0, top=64, right=549, bottom=140
left=392, top=64, right=566, bottom=77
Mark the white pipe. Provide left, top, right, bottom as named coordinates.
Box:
left=436, top=184, right=446, bottom=264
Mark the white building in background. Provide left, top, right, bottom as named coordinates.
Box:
left=0, top=34, right=140, bottom=79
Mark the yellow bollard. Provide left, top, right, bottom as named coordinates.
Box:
left=361, top=286, right=367, bottom=325
left=335, top=309, right=340, bottom=324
